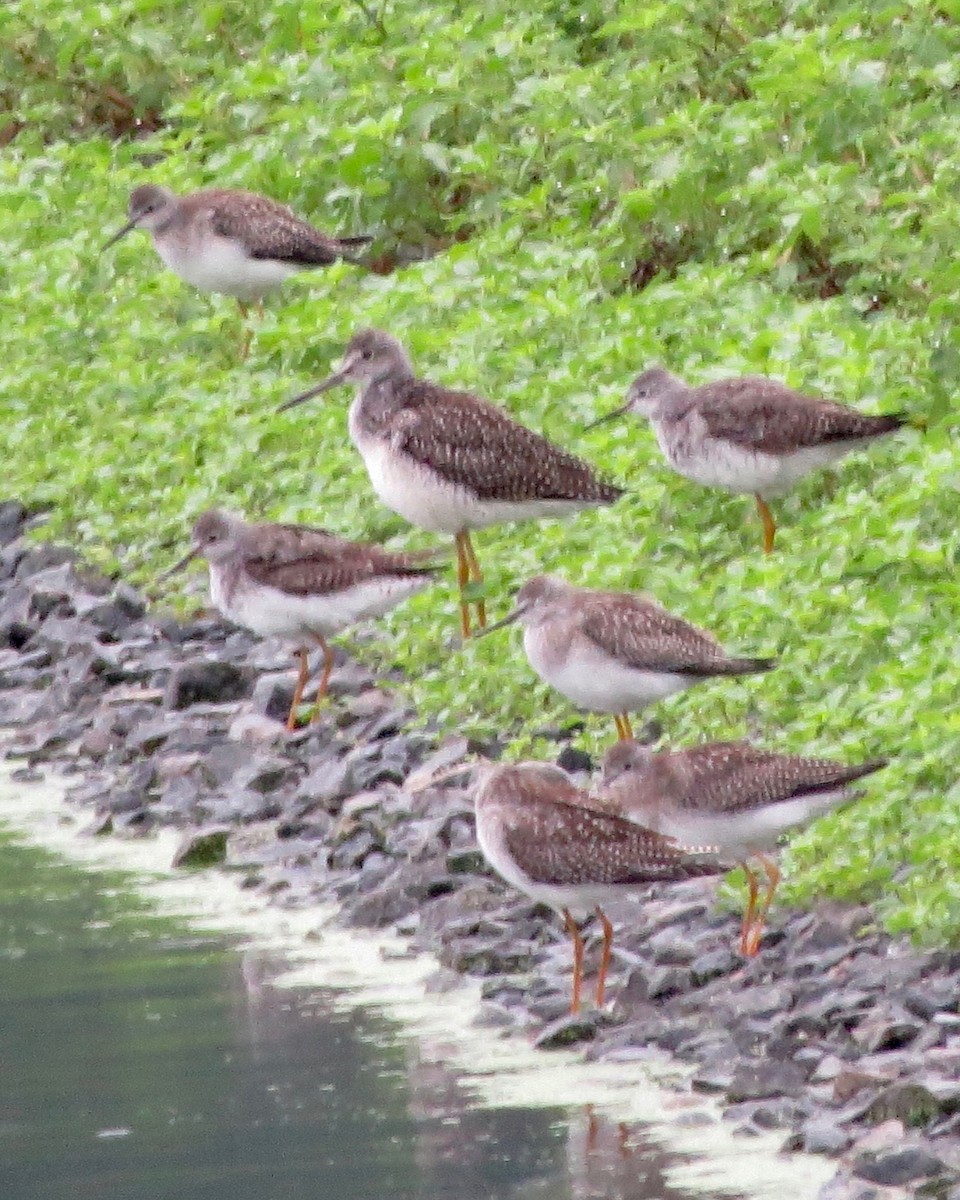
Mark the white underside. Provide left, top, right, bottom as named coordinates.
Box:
left=209, top=569, right=428, bottom=642
left=155, top=234, right=297, bottom=300
left=632, top=788, right=850, bottom=860
left=525, top=629, right=691, bottom=713
left=352, top=417, right=595, bottom=535
left=475, top=806, right=627, bottom=920
left=656, top=422, right=865, bottom=500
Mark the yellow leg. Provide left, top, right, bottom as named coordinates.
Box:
left=286, top=646, right=310, bottom=731
left=461, top=531, right=487, bottom=630
left=614, top=713, right=634, bottom=742
left=738, top=862, right=761, bottom=956
left=563, top=908, right=585, bottom=1016
left=755, top=494, right=776, bottom=555
left=308, top=635, right=335, bottom=724
left=744, top=853, right=781, bottom=956
left=454, top=531, right=472, bottom=640
left=594, top=906, right=614, bottom=1008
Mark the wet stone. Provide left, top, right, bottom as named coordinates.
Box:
left=727, top=1060, right=807, bottom=1103
left=800, top=1117, right=852, bottom=1155
left=690, top=946, right=739, bottom=986
left=534, top=1011, right=604, bottom=1050
left=171, top=828, right=230, bottom=868
left=163, top=660, right=250, bottom=710
left=853, top=1146, right=946, bottom=1187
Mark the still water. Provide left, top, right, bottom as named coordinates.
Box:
left=0, top=808, right=824, bottom=1200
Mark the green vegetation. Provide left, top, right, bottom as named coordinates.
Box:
left=4, top=0, right=960, bottom=937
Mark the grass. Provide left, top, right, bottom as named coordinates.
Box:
left=3, top=0, right=960, bottom=939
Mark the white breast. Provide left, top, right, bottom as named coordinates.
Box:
left=208, top=566, right=427, bottom=642
left=524, top=627, right=692, bottom=713
left=155, top=232, right=296, bottom=300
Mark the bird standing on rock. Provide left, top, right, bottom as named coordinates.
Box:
left=589, top=366, right=908, bottom=553
left=472, top=759, right=729, bottom=1014
left=279, top=329, right=623, bottom=639
left=598, top=739, right=887, bottom=955
left=102, top=184, right=372, bottom=357
left=161, top=509, right=438, bottom=731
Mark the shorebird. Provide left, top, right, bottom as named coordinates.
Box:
left=598, top=739, right=887, bottom=955
left=473, top=760, right=728, bottom=1013
left=480, top=574, right=774, bottom=741
left=278, top=329, right=623, bottom=639
left=102, top=184, right=371, bottom=355
left=588, top=366, right=907, bottom=553
left=161, top=509, right=437, bottom=730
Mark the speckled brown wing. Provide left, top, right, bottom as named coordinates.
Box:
left=500, top=796, right=727, bottom=888
left=389, top=379, right=624, bottom=504
left=688, top=377, right=905, bottom=455
left=656, top=742, right=887, bottom=815
left=200, top=190, right=370, bottom=266
left=578, top=594, right=774, bottom=677
left=239, top=522, right=437, bottom=597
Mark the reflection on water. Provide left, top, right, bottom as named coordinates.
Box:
left=0, top=829, right=751, bottom=1200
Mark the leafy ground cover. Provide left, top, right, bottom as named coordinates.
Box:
left=3, top=0, right=960, bottom=937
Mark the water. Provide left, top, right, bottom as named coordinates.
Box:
left=0, top=775, right=831, bottom=1200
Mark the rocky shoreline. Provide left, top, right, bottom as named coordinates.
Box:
left=1, top=500, right=958, bottom=1200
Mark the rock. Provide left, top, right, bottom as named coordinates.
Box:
left=727, top=1060, right=807, bottom=1103
left=0, top=500, right=27, bottom=546
left=534, top=1011, right=604, bottom=1050
left=690, top=946, right=738, bottom=986
left=730, top=983, right=793, bottom=1020
left=864, top=1081, right=960, bottom=1127
left=834, top=1067, right=894, bottom=1104
left=853, top=1146, right=946, bottom=1186
left=250, top=672, right=294, bottom=723
left=556, top=745, right=592, bottom=773
left=171, top=828, right=230, bottom=868
left=163, top=661, right=250, bottom=709
left=853, top=1007, right=923, bottom=1053
left=800, top=1117, right=851, bottom=1155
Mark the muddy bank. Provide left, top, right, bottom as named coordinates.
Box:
left=0, top=501, right=958, bottom=1200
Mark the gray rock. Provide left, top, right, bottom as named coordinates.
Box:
left=163, top=661, right=250, bottom=710
left=853, top=1145, right=945, bottom=1186
left=690, top=946, right=738, bottom=986
left=171, top=828, right=230, bottom=868
left=853, top=1006, right=922, bottom=1053
left=250, top=672, right=294, bottom=723
left=800, top=1117, right=852, bottom=1155
left=727, top=1060, right=807, bottom=1103
left=0, top=500, right=27, bottom=546
left=864, top=1081, right=960, bottom=1128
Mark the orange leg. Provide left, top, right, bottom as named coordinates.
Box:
left=454, top=531, right=472, bottom=640
left=755, top=494, right=776, bottom=555
left=738, top=861, right=761, bottom=956
left=744, top=853, right=781, bottom=956
left=563, top=908, right=585, bottom=1016
left=594, top=905, right=614, bottom=1008
left=286, top=646, right=310, bottom=731
left=461, top=531, right=487, bottom=630
left=614, top=713, right=634, bottom=742
left=308, top=635, right=335, bottom=724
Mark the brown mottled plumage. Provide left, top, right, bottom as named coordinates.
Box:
left=162, top=509, right=437, bottom=731
left=474, top=760, right=728, bottom=1012
left=479, top=574, right=773, bottom=741
left=589, top=365, right=907, bottom=553
left=102, top=185, right=371, bottom=356
left=597, top=739, right=887, bottom=955
left=281, top=330, right=623, bottom=638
